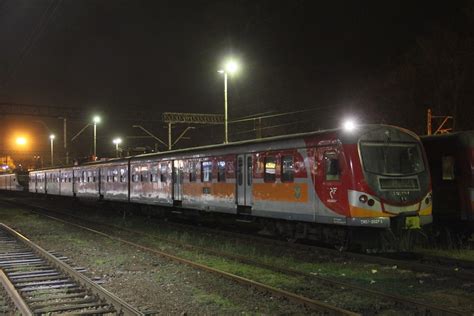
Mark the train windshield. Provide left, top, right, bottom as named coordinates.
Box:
left=360, top=142, right=424, bottom=175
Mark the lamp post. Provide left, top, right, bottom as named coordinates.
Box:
left=93, top=116, right=101, bottom=157
left=112, top=138, right=122, bottom=158
left=49, top=134, right=55, bottom=166
left=218, top=59, right=239, bottom=144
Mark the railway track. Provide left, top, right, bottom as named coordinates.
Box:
left=406, top=252, right=474, bottom=271
left=0, top=222, right=143, bottom=315
left=159, top=215, right=474, bottom=281
left=3, top=200, right=467, bottom=315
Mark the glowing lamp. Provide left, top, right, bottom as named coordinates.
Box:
left=224, top=60, right=239, bottom=74
left=218, top=59, right=240, bottom=75
left=16, top=137, right=27, bottom=145
left=93, top=116, right=101, bottom=124
left=342, top=119, right=356, bottom=132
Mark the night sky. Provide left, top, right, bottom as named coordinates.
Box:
left=0, top=0, right=472, bottom=162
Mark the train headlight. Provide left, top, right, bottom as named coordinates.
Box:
left=424, top=197, right=431, bottom=205
left=359, top=195, right=368, bottom=203
left=367, top=199, right=375, bottom=207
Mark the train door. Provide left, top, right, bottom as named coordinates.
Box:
left=172, top=160, right=184, bottom=205
left=317, top=147, right=344, bottom=214
left=236, top=154, right=253, bottom=211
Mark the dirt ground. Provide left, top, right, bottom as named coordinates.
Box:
left=0, top=205, right=318, bottom=315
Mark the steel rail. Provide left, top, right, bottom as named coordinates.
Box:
left=0, top=223, right=144, bottom=316
left=0, top=269, right=32, bottom=315
left=19, top=212, right=359, bottom=315
left=25, top=207, right=465, bottom=316
left=415, top=253, right=474, bottom=270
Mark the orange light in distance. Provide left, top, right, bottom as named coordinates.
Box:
left=16, top=137, right=27, bottom=146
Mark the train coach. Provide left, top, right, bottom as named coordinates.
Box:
left=421, top=131, right=474, bottom=239
left=27, top=124, right=432, bottom=249
left=0, top=172, right=26, bottom=191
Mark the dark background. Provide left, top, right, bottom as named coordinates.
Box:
left=0, top=0, right=472, bottom=164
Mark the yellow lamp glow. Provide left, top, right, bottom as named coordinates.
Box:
left=16, top=137, right=27, bottom=145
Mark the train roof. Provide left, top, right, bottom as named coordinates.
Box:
left=421, top=131, right=474, bottom=147
left=31, top=124, right=418, bottom=172
left=131, top=124, right=418, bottom=159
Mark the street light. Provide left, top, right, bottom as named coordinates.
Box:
left=93, top=115, right=101, bottom=157
left=218, top=58, right=240, bottom=144
left=49, top=134, right=55, bottom=166
left=112, top=137, right=122, bottom=158
left=16, top=137, right=27, bottom=146
left=342, top=119, right=357, bottom=132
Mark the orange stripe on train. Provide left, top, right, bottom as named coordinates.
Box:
left=183, top=183, right=235, bottom=197
left=252, top=183, right=308, bottom=203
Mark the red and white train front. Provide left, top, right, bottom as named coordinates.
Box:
left=329, top=125, right=432, bottom=233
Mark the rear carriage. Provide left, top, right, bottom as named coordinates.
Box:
left=0, top=173, right=25, bottom=191
left=421, top=131, right=474, bottom=235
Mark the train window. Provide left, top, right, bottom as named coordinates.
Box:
left=189, top=161, right=197, bottom=182
left=247, top=157, right=252, bottom=185
left=264, top=157, right=276, bottom=182
left=201, top=161, right=212, bottom=182
left=324, top=151, right=340, bottom=181
left=218, top=161, right=226, bottom=182
left=281, top=155, right=294, bottom=182
left=237, top=158, right=243, bottom=186
left=442, top=156, right=455, bottom=180
left=160, top=164, right=168, bottom=182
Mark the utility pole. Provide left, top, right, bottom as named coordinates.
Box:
left=60, top=117, right=68, bottom=165
left=168, top=123, right=172, bottom=151
left=64, top=118, right=68, bottom=164
left=426, top=109, right=432, bottom=135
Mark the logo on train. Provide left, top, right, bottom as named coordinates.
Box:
left=329, top=187, right=337, bottom=199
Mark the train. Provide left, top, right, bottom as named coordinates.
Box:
left=1, top=124, right=433, bottom=250
left=0, top=172, right=28, bottom=191
left=421, top=131, right=474, bottom=243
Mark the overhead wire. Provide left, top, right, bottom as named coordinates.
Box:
left=1, top=0, right=62, bottom=91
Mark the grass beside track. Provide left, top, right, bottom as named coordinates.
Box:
left=414, top=247, right=474, bottom=262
